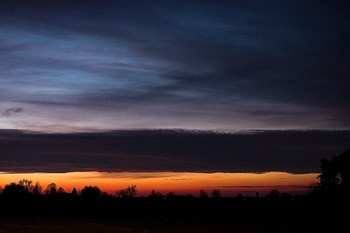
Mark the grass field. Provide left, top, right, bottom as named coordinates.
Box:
left=0, top=194, right=348, bottom=233
left=0, top=215, right=347, bottom=233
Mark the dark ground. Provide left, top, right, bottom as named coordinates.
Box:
left=0, top=195, right=348, bottom=233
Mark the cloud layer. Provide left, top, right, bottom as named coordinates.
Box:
left=0, top=129, right=349, bottom=173
left=1, top=108, right=24, bottom=117
left=0, top=1, right=349, bottom=131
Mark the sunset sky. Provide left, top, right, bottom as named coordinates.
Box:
left=0, top=1, right=349, bottom=195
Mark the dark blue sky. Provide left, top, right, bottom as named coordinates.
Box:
left=1, top=0, right=349, bottom=132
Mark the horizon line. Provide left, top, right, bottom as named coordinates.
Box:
left=1, top=127, right=350, bottom=135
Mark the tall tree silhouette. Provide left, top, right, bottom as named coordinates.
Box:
left=338, top=150, right=350, bottom=191
left=32, top=182, right=42, bottom=195
left=45, top=183, right=57, bottom=195
left=318, top=150, right=350, bottom=194
left=71, top=187, right=78, bottom=197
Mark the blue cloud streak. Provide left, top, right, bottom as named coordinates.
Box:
left=0, top=1, right=349, bottom=131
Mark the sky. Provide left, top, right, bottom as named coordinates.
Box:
left=1, top=129, right=349, bottom=174
left=0, top=129, right=348, bottom=195
left=0, top=0, right=349, bottom=132
left=0, top=1, right=349, bottom=195
left=0, top=171, right=318, bottom=196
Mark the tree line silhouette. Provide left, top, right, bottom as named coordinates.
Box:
left=0, top=181, right=226, bottom=200
left=316, top=150, right=350, bottom=196
left=1, top=150, right=349, bottom=199
left=0, top=150, right=348, bottom=233
left=0, top=181, right=136, bottom=199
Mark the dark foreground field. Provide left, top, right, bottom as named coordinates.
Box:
left=0, top=216, right=340, bottom=233
left=0, top=195, right=348, bottom=233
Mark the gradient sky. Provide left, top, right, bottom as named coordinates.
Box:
left=0, top=171, right=318, bottom=196
left=1, top=1, right=350, bottom=195
left=1, top=0, right=349, bottom=132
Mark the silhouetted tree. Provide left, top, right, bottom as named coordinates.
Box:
left=2, top=182, right=26, bottom=196
left=212, top=189, right=221, bottom=198
left=57, top=187, right=65, bottom=194
left=148, top=190, right=164, bottom=199
left=165, top=192, right=176, bottom=199
left=71, top=187, right=78, bottom=197
left=32, top=182, right=42, bottom=195
left=18, top=179, right=33, bottom=193
left=101, top=191, right=110, bottom=197
left=319, top=157, right=340, bottom=189
left=45, top=183, right=57, bottom=195
left=81, top=186, right=101, bottom=199
left=116, top=185, right=137, bottom=198
left=318, top=150, right=350, bottom=194
left=269, top=189, right=280, bottom=197
left=338, top=150, right=350, bottom=191
left=2, top=180, right=43, bottom=196
left=199, top=190, right=208, bottom=199
left=268, top=189, right=280, bottom=200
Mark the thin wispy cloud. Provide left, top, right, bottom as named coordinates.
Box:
left=1, top=108, right=24, bottom=117
left=0, top=1, right=349, bottom=131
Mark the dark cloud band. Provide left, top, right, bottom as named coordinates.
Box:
left=0, top=129, right=349, bottom=174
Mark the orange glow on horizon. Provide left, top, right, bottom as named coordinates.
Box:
left=0, top=171, right=318, bottom=196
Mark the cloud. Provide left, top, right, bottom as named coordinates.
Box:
left=1, top=108, right=24, bottom=117
left=0, top=129, right=349, bottom=174
left=0, top=1, right=349, bottom=130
